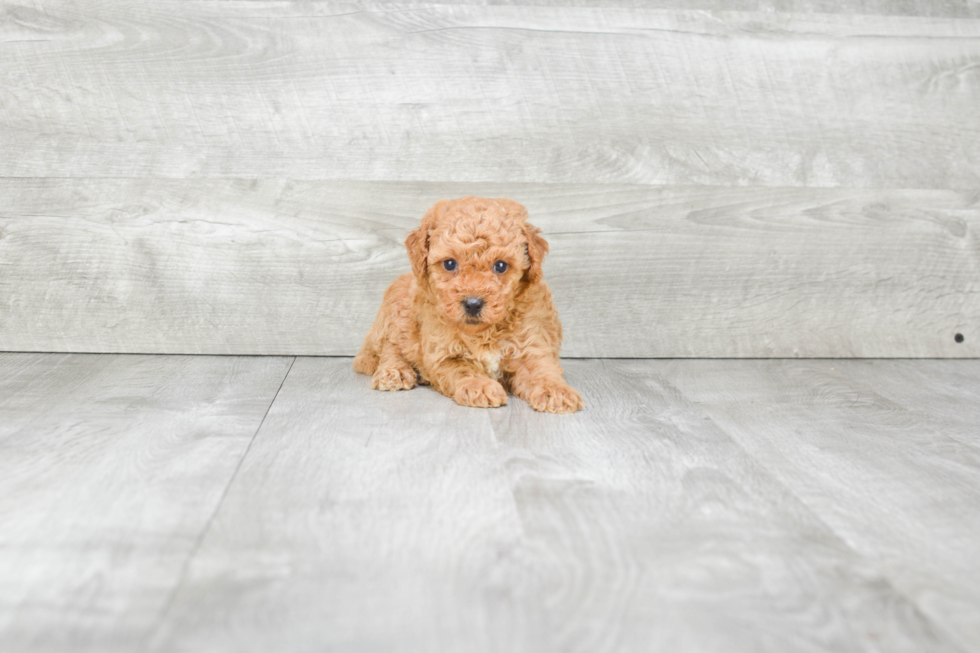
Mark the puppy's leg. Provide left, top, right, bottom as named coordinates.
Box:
left=371, top=346, right=417, bottom=391
left=509, top=357, right=584, bottom=414
left=353, top=307, right=384, bottom=376
left=428, top=359, right=507, bottom=408
left=355, top=273, right=416, bottom=380
left=353, top=343, right=379, bottom=376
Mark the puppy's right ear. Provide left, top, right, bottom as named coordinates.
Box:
left=405, top=223, right=428, bottom=279
left=405, top=200, right=446, bottom=279
left=522, top=221, right=549, bottom=285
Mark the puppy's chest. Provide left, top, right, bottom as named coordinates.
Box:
left=472, top=343, right=514, bottom=380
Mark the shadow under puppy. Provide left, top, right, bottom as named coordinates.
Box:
left=354, top=197, right=584, bottom=413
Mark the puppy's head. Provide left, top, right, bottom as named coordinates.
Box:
left=405, top=197, right=549, bottom=328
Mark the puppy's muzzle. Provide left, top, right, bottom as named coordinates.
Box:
left=463, top=297, right=485, bottom=317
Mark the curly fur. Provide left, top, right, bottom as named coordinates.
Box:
left=353, top=197, right=584, bottom=413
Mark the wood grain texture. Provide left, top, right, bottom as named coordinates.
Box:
left=0, top=353, right=293, bottom=653
left=146, top=357, right=969, bottom=653
left=2, top=2, right=979, bottom=187
left=146, top=356, right=540, bottom=653
left=215, top=1, right=980, bottom=18
left=665, top=359, right=980, bottom=651
left=3, top=354, right=979, bottom=651
left=1, top=179, right=977, bottom=357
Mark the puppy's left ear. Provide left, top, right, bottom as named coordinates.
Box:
left=405, top=200, right=446, bottom=279
left=523, top=222, right=549, bottom=284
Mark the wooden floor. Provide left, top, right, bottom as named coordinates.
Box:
left=1, top=354, right=978, bottom=652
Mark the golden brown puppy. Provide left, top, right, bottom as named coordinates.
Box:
left=354, top=197, right=584, bottom=413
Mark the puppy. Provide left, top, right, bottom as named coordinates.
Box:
left=353, top=197, right=584, bottom=413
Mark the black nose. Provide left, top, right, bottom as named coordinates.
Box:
left=463, top=297, right=484, bottom=317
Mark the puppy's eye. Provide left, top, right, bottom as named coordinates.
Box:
left=443, top=259, right=457, bottom=271
left=493, top=260, right=508, bottom=274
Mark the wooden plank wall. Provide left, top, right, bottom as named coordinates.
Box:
left=1, top=0, right=978, bottom=357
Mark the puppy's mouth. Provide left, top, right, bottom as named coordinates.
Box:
left=464, top=316, right=482, bottom=325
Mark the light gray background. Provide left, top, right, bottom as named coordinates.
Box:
left=2, top=0, right=978, bottom=357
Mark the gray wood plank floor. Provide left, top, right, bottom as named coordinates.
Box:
left=0, top=354, right=294, bottom=653
left=2, top=354, right=979, bottom=652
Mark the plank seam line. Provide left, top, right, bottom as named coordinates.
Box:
left=141, top=355, right=297, bottom=648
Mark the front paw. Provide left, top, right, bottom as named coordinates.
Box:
left=372, top=364, right=417, bottom=391
left=453, top=376, right=507, bottom=408
left=526, top=383, right=584, bottom=414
